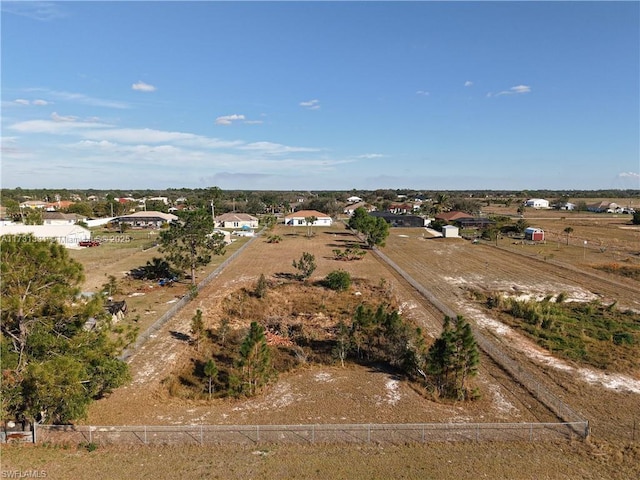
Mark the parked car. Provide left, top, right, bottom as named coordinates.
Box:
left=79, top=240, right=101, bottom=247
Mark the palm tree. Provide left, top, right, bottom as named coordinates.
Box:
left=563, top=227, right=574, bottom=245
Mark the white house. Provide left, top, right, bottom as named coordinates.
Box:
left=214, top=212, right=259, bottom=229
left=343, top=202, right=375, bottom=216
left=42, top=212, right=86, bottom=225
left=525, top=198, right=550, bottom=209
left=284, top=210, right=333, bottom=226
left=0, top=224, right=91, bottom=248
left=346, top=196, right=362, bottom=203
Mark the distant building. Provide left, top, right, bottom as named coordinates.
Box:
left=116, top=211, right=178, bottom=229
left=442, top=225, right=460, bottom=238
left=43, top=212, right=86, bottom=225
left=343, top=202, right=375, bottom=216
left=435, top=211, right=474, bottom=222
left=525, top=198, right=550, bottom=209
left=214, top=213, right=259, bottom=229
left=0, top=224, right=91, bottom=248
left=524, top=227, right=545, bottom=242
left=370, top=212, right=426, bottom=227
left=284, top=210, right=333, bottom=226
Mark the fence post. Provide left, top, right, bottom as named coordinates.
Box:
left=89, top=426, right=92, bottom=444
left=367, top=424, right=371, bottom=443
left=32, top=422, right=37, bottom=444
left=144, top=425, right=147, bottom=445
left=311, top=425, right=315, bottom=444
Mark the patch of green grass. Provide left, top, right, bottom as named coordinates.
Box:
left=480, top=293, right=640, bottom=372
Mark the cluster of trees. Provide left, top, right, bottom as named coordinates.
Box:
left=190, top=315, right=274, bottom=399
left=0, top=236, right=131, bottom=426
left=334, top=305, right=480, bottom=400
left=347, top=207, right=390, bottom=248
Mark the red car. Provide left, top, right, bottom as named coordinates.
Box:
left=79, top=240, right=101, bottom=247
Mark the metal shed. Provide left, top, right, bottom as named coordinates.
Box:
left=442, top=225, right=459, bottom=238
left=524, top=227, right=545, bottom=241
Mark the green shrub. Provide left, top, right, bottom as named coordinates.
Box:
left=324, top=270, right=352, bottom=291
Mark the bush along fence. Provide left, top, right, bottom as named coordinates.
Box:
left=371, top=246, right=590, bottom=439
left=37, top=421, right=586, bottom=446
left=119, top=230, right=263, bottom=361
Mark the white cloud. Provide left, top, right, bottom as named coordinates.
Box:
left=215, top=114, right=246, bottom=125
left=464, top=81, right=473, bottom=87
left=416, top=90, right=430, bottom=96
left=26, top=88, right=130, bottom=109
left=9, top=119, right=111, bottom=134
left=492, top=84, right=532, bottom=97
left=357, top=153, right=384, bottom=159
left=510, top=85, right=531, bottom=94
left=300, top=99, right=320, bottom=110
left=618, top=172, right=640, bottom=179
left=83, top=128, right=199, bottom=144
left=487, top=85, right=531, bottom=97
left=1, top=2, right=68, bottom=21
left=239, top=141, right=321, bottom=155
left=12, top=98, right=50, bottom=106
left=51, top=112, right=78, bottom=122
left=132, top=81, right=157, bottom=92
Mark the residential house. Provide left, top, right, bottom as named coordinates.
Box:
left=284, top=210, right=333, bottom=226
left=45, top=200, right=75, bottom=211
left=370, top=212, right=426, bottom=227
left=343, top=202, right=375, bottom=216
left=388, top=202, right=418, bottom=214
left=587, top=201, right=620, bottom=213
left=214, top=212, right=259, bottom=229
left=346, top=195, right=362, bottom=203
left=43, top=212, right=86, bottom=225
left=19, top=200, right=47, bottom=209
left=116, top=211, right=178, bottom=229
left=434, top=211, right=474, bottom=223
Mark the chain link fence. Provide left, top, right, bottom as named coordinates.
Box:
left=372, top=247, right=589, bottom=438
left=37, top=421, right=585, bottom=446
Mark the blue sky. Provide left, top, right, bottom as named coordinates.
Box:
left=1, top=1, right=639, bottom=191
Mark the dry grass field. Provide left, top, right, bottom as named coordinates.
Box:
left=3, top=210, right=640, bottom=479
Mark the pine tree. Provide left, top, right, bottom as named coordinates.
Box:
left=203, top=358, right=218, bottom=399
left=426, top=316, right=479, bottom=400
left=237, top=322, right=273, bottom=396
left=190, top=309, right=204, bottom=352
